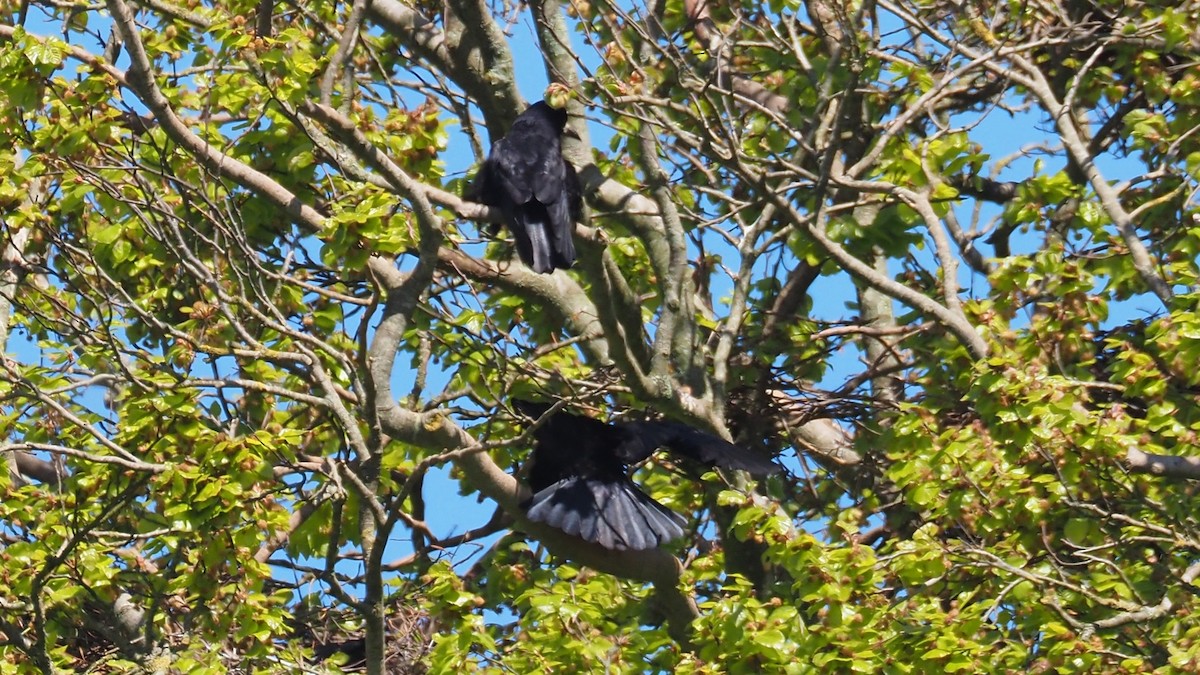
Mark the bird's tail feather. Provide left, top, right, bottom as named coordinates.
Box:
left=512, top=209, right=554, bottom=274
left=524, top=477, right=686, bottom=550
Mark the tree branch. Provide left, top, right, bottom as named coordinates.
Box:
left=684, top=0, right=791, bottom=115
left=1125, top=447, right=1200, bottom=481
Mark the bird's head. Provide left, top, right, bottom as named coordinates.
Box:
left=513, top=399, right=555, bottom=421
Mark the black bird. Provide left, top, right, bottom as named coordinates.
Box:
left=469, top=101, right=582, bottom=274
left=514, top=400, right=781, bottom=551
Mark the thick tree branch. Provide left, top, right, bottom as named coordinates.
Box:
left=367, top=0, right=450, bottom=67
left=859, top=248, right=904, bottom=407
left=442, top=0, right=523, bottom=129
left=1125, top=447, right=1200, bottom=481
left=634, top=123, right=698, bottom=396
left=437, top=248, right=614, bottom=367
left=369, top=0, right=519, bottom=129
left=947, top=174, right=1020, bottom=203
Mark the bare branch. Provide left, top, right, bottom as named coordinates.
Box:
left=1125, top=446, right=1200, bottom=481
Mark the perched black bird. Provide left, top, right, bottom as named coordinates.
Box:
left=469, top=101, right=582, bottom=274
left=514, top=400, right=781, bottom=551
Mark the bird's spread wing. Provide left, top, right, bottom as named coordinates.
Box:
left=523, top=477, right=686, bottom=551
left=515, top=400, right=624, bottom=492
left=616, top=421, right=782, bottom=476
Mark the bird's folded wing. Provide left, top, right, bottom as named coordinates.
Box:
left=491, top=139, right=536, bottom=204
left=523, top=477, right=686, bottom=551
left=532, top=152, right=567, bottom=206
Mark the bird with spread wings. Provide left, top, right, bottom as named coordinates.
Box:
left=514, top=400, right=781, bottom=551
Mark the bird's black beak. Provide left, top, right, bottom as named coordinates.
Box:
left=563, top=125, right=582, bottom=140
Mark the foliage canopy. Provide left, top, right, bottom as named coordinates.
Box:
left=2, top=0, right=1200, bottom=672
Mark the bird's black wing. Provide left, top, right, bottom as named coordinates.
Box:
left=616, top=421, right=782, bottom=476
left=469, top=102, right=578, bottom=273
left=523, top=477, right=686, bottom=551
left=470, top=140, right=541, bottom=265
left=513, top=399, right=623, bottom=491
left=485, top=135, right=558, bottom=272
left=533, top=152, right=576, bottom=271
